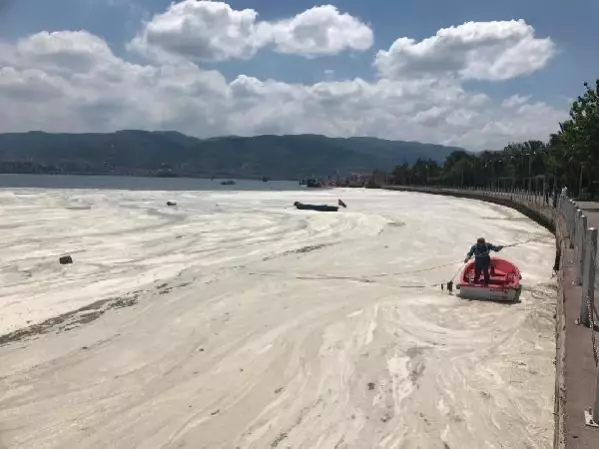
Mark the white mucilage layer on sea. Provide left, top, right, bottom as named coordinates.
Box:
left=0, top=187, right=556, bottom=449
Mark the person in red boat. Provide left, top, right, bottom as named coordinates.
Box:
left=464, top=237, right=503, bottom=285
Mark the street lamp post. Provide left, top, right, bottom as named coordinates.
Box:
left=579, top=162, right=585, bottom=198
left=497, top=158, right=503, bottom=190
left=528, top=151, right=535, bottom=192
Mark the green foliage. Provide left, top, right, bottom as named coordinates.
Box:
left=0, top=131, right=459, bottom=180
left=390, top=79, right=599, bottom=197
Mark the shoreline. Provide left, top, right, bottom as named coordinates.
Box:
left=383, top=185, right=589, bottom=449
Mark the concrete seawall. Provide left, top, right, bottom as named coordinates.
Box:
left=385, top=185, right=598, bottom=449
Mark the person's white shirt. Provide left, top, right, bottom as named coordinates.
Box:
left=561, top=186, right=568, bottom=197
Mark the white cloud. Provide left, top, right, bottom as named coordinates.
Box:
left=375, top=20, right=556, bottom=81
left=0, top=12, right=568, bottom=151
left=129, top=1, right=373, bottom=63
left=264, top=5, right=373, bottom=56
left=0, top=67, right=67, bottom=101
left=502, top=94, right=531, bottom=108
left=0, top=31, right=230, bottom=133
left=1, top=31, right=119, bottom=74
left=129, top=0, right=266, bottom=62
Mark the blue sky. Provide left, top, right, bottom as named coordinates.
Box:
left=0, top=0, right=595, bottom=149
left=1, top=0, right=596, bottom=102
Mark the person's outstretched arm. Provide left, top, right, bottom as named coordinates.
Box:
left=488, top=243, right=503, bottom=252
left=464, top=245, right=475, bottom=263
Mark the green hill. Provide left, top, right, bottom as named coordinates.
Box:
left=0, top=131, right=462, bottom=179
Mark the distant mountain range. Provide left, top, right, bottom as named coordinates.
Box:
left=0, top=131, right=462, bottom=179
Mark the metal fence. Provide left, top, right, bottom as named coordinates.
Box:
left=409, top=185, right=599, bottom=427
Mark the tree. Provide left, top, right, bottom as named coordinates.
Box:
left=389, top=79, right=599, bottom=198
left=392, top=162, right=411, bottom=185
left=557, top=81, right=599, bottom=194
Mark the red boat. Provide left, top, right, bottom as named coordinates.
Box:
left=456, top=257, right=522, bottom=302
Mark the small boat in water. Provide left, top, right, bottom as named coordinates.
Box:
left=293, top=201, right=338, bottom=212
left=221, top=180, right=236, bottom=186
left=306, top=178, right=323, bottom=188
left=456, top=257, right=522, bottom=302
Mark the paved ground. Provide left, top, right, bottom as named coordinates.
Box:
left=565, top=201, right=599, bottom=448
left=576, top=202, right=599, bottom=213
left=576, top=202, right=599, bottom=294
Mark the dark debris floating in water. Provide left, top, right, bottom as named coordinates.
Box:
left=293, top=201, right=339, bottom=212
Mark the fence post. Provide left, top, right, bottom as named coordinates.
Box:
left=565, top=200, right=571, bottom=234
left=576, top=212, right=587, bottom=285
left=594, top=351, right=599, bottom=426
left=580, top=228, right=597, bottom=327
left=574, top=209, right=581, bottom=272
left=581, top=228, right=599, bottom=427
left=557, top=195, right=562, bottom=213
left=569, top=202, right=576, bottom=249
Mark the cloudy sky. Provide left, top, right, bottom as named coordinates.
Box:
left=0, top=0, right=597, bottom=150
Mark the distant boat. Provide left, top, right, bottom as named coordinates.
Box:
left=306, top=178, right=323, bottom=188
left=221, top=180, right=236, bottom=186
left=155, top=169, right=179, bottom=178
left=262, top=176, right=269, bottom=182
